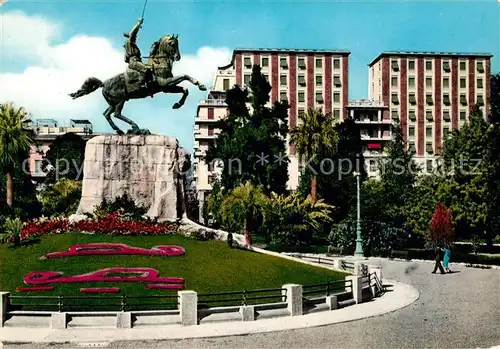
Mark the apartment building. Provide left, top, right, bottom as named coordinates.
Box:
left=194, top=48, right=351, bottom=211
left=368, top=51, right=492, bottom=171
left=28, top=119, right=96, bottom=180
left=346, top=99, right=391, bottom=178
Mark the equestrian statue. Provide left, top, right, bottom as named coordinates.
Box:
left=69, top=18, right=207, bottom=135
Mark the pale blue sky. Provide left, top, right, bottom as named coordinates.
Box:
left=1, top=0, right=499, bottom=151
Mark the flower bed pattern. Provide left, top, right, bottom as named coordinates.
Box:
left=20, top=213, right=178, bottom=241
left=43, top=243, right=185, bottom=259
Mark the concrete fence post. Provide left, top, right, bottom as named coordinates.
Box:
left=353, top=262, right=367, bottom=276
left=179, top=290, right=198, bottom=326
left=0, top=292, right=10, bottom=328
left=116, top=312, right=133, bottom=328
left=239, top=305, right=255, bottom=321
left=282, top=284, right=303, bottom=316
left=334, top=258, right=344, bottom=270
left=346, top=276, right=362, bottom=304
left=325, top=295, right=338, bottom=310
left=51, top=312, right=68, bottom=329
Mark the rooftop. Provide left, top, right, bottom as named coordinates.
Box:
left=368, top=51, right=494, bottom=66
left=219, top=48, right=351, bottom=70
left=70, top=119, right=92, bottom=124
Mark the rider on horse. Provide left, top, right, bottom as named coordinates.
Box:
left=123, top=18, right=154, bottom=89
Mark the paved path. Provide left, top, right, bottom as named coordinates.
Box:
left=3, top=259, right=499, bottom=349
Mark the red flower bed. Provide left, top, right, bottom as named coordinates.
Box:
left=20, top=213, right=178, bottom=240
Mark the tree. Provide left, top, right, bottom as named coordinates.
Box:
left=290, top=107, right=338, bottom=202
left=39, top=179, right=82, bottom=217
left=206, top=65, right=289, bottom=194
left=0, top=103, right=34, bottom=207
left=489, top=73, right=500, bottom=124
left=220, top=182, right=267, bottom=247
left=427, top=203, right=454, bottom=248
left=43, top=132, right=86, bottom=183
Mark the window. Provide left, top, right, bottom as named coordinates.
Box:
left=426, top=77, right=432, bottom=88
left=477, top=94, right=484, bottom=106
left=477, top=61, right=484, bottom=73
left=333, top=109, right=340, bottom=119
left=460, top=78, right=466, bottom=89
left=391, top=110, right=399, bottom=120
left=391, top=93, right=399, bottom=104
left=409, top=110, right=416, bottom=121
left=261, top=57, right=269, bottom=67
left=280, top=75, right=287, bottom=86
left=426, top=94, right=433, bottom=106
left=460, top=61, right=466, bottom=71
left=333, top=76, right=342, bottom=86
left=298, top=75, right=306, bottom=86
left=333, top=59, right=340, bottom=69
left=298, top=109, right=305, bottom=118
left=316, top=92, right=324, bottom=103
left=298, top=92, right=305, bottom=103
left=208, top=126, right=214, bottom=136
left=244, top=74, right=251, bottom=85
left=426, top=61, right=432, bottom=71
left=460, top=94, right=467, bottom=106
left=244, top=57, right=251, bottom=68
left=443, top=127, right=450, bottom=137
left=316, top=58, right=322, bottom=68
left=443, top=77, right=450, bottom=88
left=369, top=161, right=377, bottom=172
left=316, top=75, right=323, bottom=86
left=443, top=94, right=451, bottom=105
left=426, top=159, right=433, bottom=171
left=460, top=110, right=466, bottom=120
left=408, top=142, right=416, bottom=152
left=409, top=93, right=417, bottom=105
left=208, top=107, right=214, bottom=120
left=408, top=77, right=415, bottom=88
left=391, top=60, right=399, bottom=71
left=426, top=126, right=433, bottom=137
left=426, top=110, right=433, bottom=121
left=426, top=143, right=433, bottom=154
left=477, top=78, right=484, bottom=89
left=207, top=161, right=214, bottom=172
left=298, top=58, right=306, bottom=69
left=408, top=60, right=415, bottom=70
left=223, top=79, right=230, bottom=91
left=443, top=61, right=451, bottom=72
left=409, top=126, right=415, bottom=137
left=391, top=77, right=398, bottom=88
left=443, top=110, right=451, bottom=121
left=280, top=58, right=288, bottom=69
left=280, top=91, right=288, bottom=102
left=333, top=92, right=341, bottom=103
left=263, top=74, right=269, bottom=82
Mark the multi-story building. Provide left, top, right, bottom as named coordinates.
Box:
left=28, top=119, right=96, bottom=180
left=194, top=48, right=351, bottom=210
left=346, top=99, right=391, bottom=178
left=368, top=51, right=492, bottom=171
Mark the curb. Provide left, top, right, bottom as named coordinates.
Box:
left=0, top=279, right=418, bottom=344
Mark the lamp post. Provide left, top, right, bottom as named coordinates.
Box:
left=353, top=171, right=364, bottom=258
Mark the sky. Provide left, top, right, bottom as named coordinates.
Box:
left=0, top=0, right=499, bottom=152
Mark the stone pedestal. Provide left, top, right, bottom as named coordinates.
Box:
left=75, top=135, right=190, bottom=221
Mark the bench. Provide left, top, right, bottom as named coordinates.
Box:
left=389, top=249, right=410, bottom=260
left=327, top=246, right=344, bottom=257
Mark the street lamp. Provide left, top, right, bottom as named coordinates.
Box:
left=353, top=171, right=364, bottom=259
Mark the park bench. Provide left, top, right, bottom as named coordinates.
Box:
left=327, top=246, right=344, bottom=257
left=389, top=249, right=410, bottom=260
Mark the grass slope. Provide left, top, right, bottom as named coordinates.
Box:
left=0, top=233, right=345, bottom=309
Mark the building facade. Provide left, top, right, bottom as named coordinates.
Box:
left=368, top=51, right=492, bottom=171
left=28, top=119, right=96, bottom=180
left=194, top=48, right=351, bottom=209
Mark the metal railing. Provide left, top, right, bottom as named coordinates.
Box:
left=287, top=254, right=335, bottom=267
left=342, top=260, right=355, bottom=272
left=198, top=287, right=286, bottom=309
left=302, top=279, right=351, bottom=298
left=9, top=294, right=179, bottom=313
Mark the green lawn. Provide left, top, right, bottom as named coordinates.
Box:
left=0, top=233, right=346, bottom=310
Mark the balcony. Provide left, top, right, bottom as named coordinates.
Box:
left=194, top=133, right=217, bottom=140
left=355, top=118, right=392, bottom=125
left=347, top=99, right=387, bottom=108
left=195, top=117, right=219, bottom=123
left=198, top=99, right=227, bottom=106
left=360, top=134, right=392, bottom=141
left=194, top=150, right=204, bottom=157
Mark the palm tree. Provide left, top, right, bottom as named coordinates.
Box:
left=0, top=103, right=33, bottom=207
left=290, top=107, right=338, bottom=202
left=40, top=179, right=82, bottom=216
left=220, top=182, right=266, bottom=248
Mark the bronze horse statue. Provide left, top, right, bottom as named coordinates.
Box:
left=69, top=32, right=206, bottom=135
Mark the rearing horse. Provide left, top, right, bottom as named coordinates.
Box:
left=69, top=35, right=206, bottom=135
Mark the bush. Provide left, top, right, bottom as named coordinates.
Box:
left=92, top=194, right=148, bottom=221
left=0, top=217, right=23, bottom=245
left=191, top=228, right=217, bottom=241
left=39, top=179, right=81, bottom=217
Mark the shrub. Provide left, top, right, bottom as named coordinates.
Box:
left=92, top=194, right=148, bottom=221
left=0, top=217, right=23, bottom=245
left=39, top=179, right=82, bottom=217
left=191, top=228, right=217, bottom=241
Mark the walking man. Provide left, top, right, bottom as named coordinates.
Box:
left=432, top=245, right=446, bottom=274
